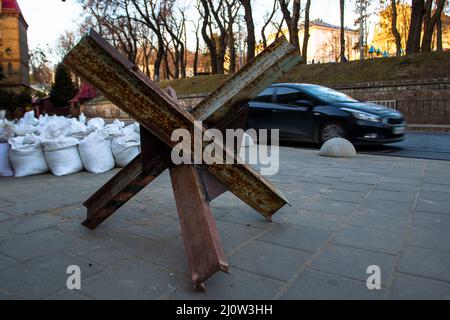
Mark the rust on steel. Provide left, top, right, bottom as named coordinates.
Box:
left=170, top=164, right=229, bottom=285
left=64, top=30, right=295, bottom=221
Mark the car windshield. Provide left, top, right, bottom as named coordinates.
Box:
left=300, top=85, right=358, bottom=103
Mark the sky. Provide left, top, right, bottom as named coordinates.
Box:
left=17, top=0, right=378, bottom=64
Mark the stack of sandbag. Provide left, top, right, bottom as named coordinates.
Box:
left=0, top=119, right=14, bottom=177
left=111, top=125, right=141, bottom=167
left=78, top=129, right=115, bottom=174
left=9, top=134, right=49, bottom=177
left=41, top=137, right=83, bottom=176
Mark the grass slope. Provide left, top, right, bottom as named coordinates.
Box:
left=159, top=51, right=450, bottom=95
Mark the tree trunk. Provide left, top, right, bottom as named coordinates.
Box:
left=437, top=9, right=444, bottom=51
left=406, top=0, right=425, bottom=55
left=302, top=0, right=311, bottom=64
left=278, top=0, right=301, bottom=52
left=240, top=0, right=256, bottom=62
left=421, top=0, right=446, bottom=52
left=200, top=0, right=218, bottom=74
left=340, top=0, right=346, bottom=62
left=391, top=0, right=403, bottom=56
left=154, top=37, right=164, bottom=82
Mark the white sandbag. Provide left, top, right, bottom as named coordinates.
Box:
left=39, top=116, right=71, bottom=139
left=319, top=138, right=357, bottom=158
left=87, top=118, right=105, bottom=132
left=67, top=118, right=88, bottom=140
left=111, top=131, right=140, bottom=167
left=104, top=119, right=124, bottom=137
left=13, top=122, right=39, bottom=136
left=79, top=112, right=87, bottom=124
left=78, top=130, right=115, bottom=173
left=41, top=137, right=83, bottom=176
left=9, top=134, right=48, bottom=177
left=21, top=110, right=39, bottom=126
left=0, top=120, right=15, bottom=142
left=0, top=143, right=13, bottom=177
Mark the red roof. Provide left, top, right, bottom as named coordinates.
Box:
left=2, top=0, right=22, bottom=13
left=69, top=83, right=97, bottom=103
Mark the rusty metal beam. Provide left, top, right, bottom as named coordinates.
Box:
left=170, top=164, right=228, bottom=286
left=65, top=29, right=293, bottom=221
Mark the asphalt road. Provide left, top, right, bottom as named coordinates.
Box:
left=281, top=132, right=450, bottom=161
left=358, top=132, right=450, bottom=161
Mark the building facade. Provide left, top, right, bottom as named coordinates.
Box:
left=0, top=0, right=30, bottom=93
left=266, top=20, right=360, bottom=64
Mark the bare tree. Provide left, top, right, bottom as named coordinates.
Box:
left=239, top=0, right=256, bottom=62
left=302, top=0, right=311, bottom=63
left=391, top=0, right=403, bottom=56
left=406, top=0, right=425, bottom=54
left=130, top=0, right=166, bottom=81
left=261, top=0, right=278, bottom=49
left=421, top=0, right=447, bottom=52
left=278, top=0, right=301, bottom=52
left=340, top=0, right=346, bottom=62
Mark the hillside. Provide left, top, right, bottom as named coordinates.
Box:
left=159, top=51, right=450, bottom=96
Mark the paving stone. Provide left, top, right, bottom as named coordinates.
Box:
left=348, top=213, right=408, bottom=233
left=277, top=211, right=347, bottom=232
left=0, top=252, right=17, bottom=271
left=359, top=199, right=412, bottom=218
left=390, top=273, right=450, bottom=300
left=230, top=241, right=311, bottom=282
left=0, top=213, right=62, bottom=234
left=309, top=244, right=397, bottom=285
left=0, top=251, right=104, bottom=299
left=397, top=246, right=450, bottom=283
left=0, top=200, right=15, bottom=208
left=367, top=189, right=417, bottom=203
left=214, top=206, right=273, bottom=230
left=0, top=228, right=14, bottom=243
left=281, top=269, right=385, bottom=300
left=419, top=190, right=450, bottom=202
left=333, top=226, right=404, bottom=255
left=215, top=220, right=263, bottom=255
left=413, top=211, right=450, bottom=233
left=0, top=211, right=13, bottom=222
left=259, top=224, right=332, bottom=253
left=120, top=215, right=181, bottom=241
left=45, top=289, right=92, bottom=300
left=415, top=199, right=450, bottom=215
left=293, top=198, right=358, bottom=216
left=406, top=227, right=450, bottom=253
left=330, top=182, right=373, bottom=193
left=0, top=229, right=81, bottom=262
left=380, top=176, right=420, bottom=185
left=420, top=183, right=450, bottom=192
left=81, top=259, right=181, bottom=299
left=321, top=189, right=366, bottom=204
left=375, top=182, right=417, bottom=192
left=169, top=268, right=284, bottom=300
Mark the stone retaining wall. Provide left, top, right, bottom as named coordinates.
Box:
left=80, top=78, right=450, bottom=125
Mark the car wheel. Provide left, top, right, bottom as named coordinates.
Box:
left=320, top=122, right=346, bottom=143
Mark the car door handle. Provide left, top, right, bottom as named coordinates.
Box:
left=271, top=109, right=281, bottom=113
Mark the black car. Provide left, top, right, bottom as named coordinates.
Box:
left=248, top=83, right=406, bottom=145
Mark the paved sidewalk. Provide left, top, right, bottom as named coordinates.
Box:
left=0, top=147, right=449, bottom=300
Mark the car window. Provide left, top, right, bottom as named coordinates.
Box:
left=253, top=87, right=276, bottom=103
left=275, top=87, right=312, bottom=105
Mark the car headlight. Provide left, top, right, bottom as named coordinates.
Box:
left=341, top=108, right=382, bottom=123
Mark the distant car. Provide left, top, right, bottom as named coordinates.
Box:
left=248, top=83, right=406, bottom=145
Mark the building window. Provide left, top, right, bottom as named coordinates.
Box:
left=5, top=48, right=12, bottom=55
left=7, top=63, right=13, bottom=75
